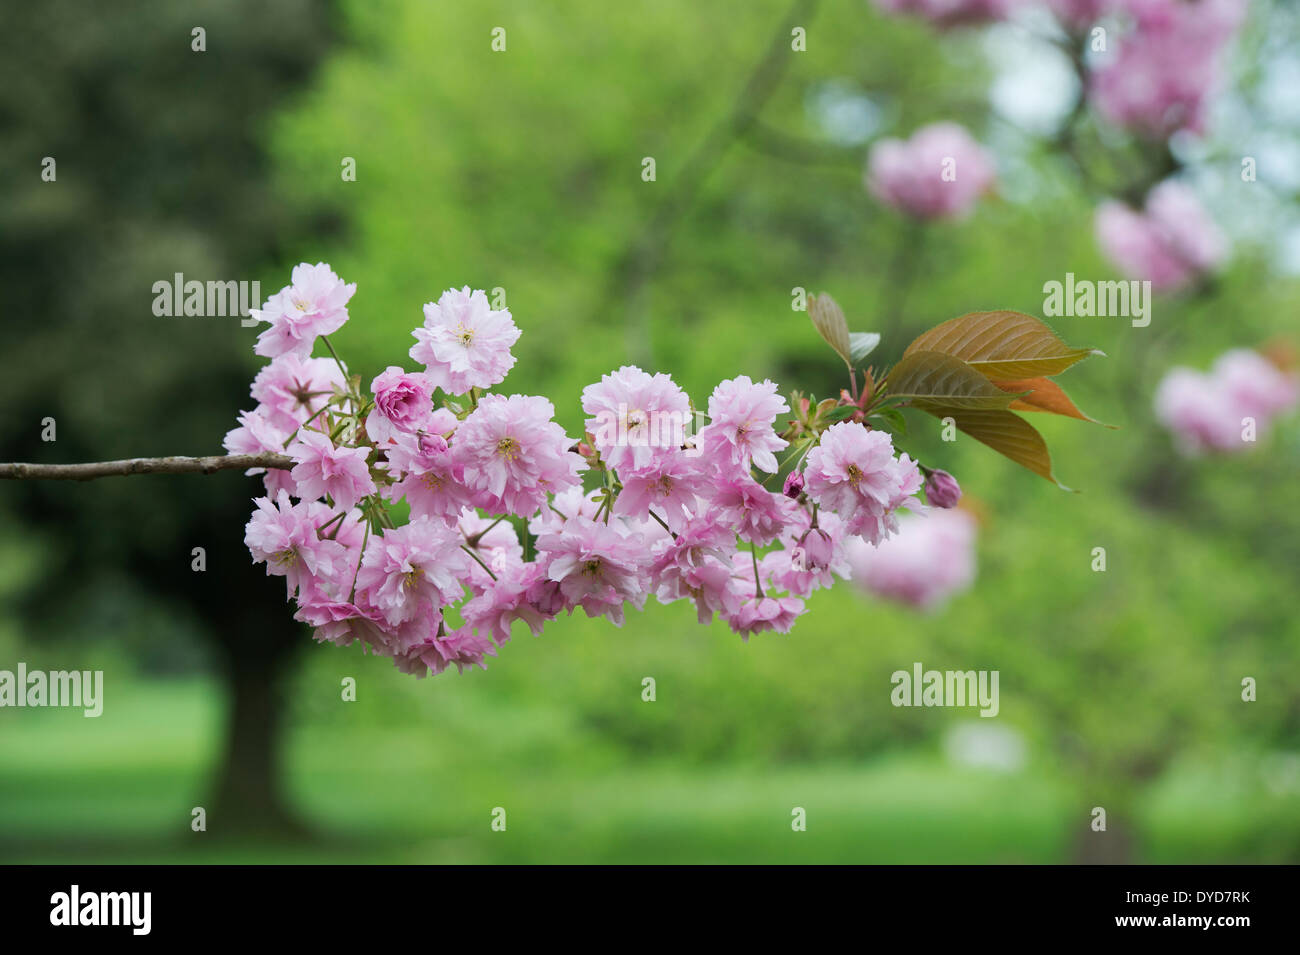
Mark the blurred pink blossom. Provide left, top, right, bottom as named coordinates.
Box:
left=1089, top=0, right=1247, bottom=138
left=872, top=0, right=1017, bottom=27
left=1094, top=181, right=1227, bottom=291
left=845, top=508, right=977, bottom=610
left=1155, top=349, right=1299, bottom=454
left=1047, top=0, right=1111, bottom=28
left=866, top=123, right=996, bottom=221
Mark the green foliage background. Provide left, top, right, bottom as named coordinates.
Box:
left=1, top=0, right=1298, bottom=862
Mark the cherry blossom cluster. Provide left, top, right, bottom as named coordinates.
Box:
left=1085, top=0, right=1246, bottom=140
left=226, top=264, right=952, bottom=678
left=866, top=0, right=1246, bottom=291
left=1154, top=348, right=1299, bottom=454
left=1094, top=181, right=1227, bottom=293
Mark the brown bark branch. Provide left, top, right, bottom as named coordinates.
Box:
left=0, top=453, right=292, bottom=481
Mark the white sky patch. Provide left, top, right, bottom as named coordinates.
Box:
left=805, top=80, right=885, bottom=147
left=985, top=22, right=1078, bottom=137
left=1252, top=134, right=1300, bottom=193
left=1275, top=224, right=1300, bottom=276
left=1259, top=55, right=1300, bottom=126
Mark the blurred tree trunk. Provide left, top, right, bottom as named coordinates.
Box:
left=1070, top=815, right=1136, bottom=865
left=210, top=629, right=304, bottom=838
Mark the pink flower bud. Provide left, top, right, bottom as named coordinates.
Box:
left=783, top=470, right=805, bottom=499
left=797, top=528, right=835, bottom=571
left=925, top=469, right=962, bottom=508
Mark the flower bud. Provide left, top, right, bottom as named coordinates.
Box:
left=797, top=527, right=834, bottom=570
left=783, top=470, right=805, bottom=499
left=924, top=469, right=962, bottom=508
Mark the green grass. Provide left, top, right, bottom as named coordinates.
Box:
left=3, top=679, right=1296, bottom=863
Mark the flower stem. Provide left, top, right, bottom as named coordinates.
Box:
left=282, top=404, right=331, bottom=448
left=348, top=520, right=370, bottom=604
left=461, top=544, right=499, bottom=582
left=647, top=509, right=676, bottom=538
left=466, top=515, right=506, bottom=548
left=319, top=334, right=350, bottom=385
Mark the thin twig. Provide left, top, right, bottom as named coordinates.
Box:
left=460, top=544, right=499, bottom=582
left=599, top=0, right=822, bottom=365
left=740, top=121, right=863, bottom=166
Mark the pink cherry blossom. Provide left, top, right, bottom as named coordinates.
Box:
left=295, top=599, right=385, bottom=649
left=1153, top=369, right=1241, bottom=453
left=244, top=490, right=350, bottom=600
left=802, top=422, right=923, bottom=544
left=355, top=518, right=469, bottom=626
left=720, top=554, right=805, bottom=638
left=381, top=430, right=469, bottom=523
left=461, top=561, right=558, bottom=646
left=251, top=354, right=345, bottom=433
left=763, top=510, right=852, bottom=598
left=409, top=287, right=521, bottom=395
left=252, top=262, right=356, bottom=360
left=697, top=375, right=789, bottom=473
left=365, top=366, right=434, bottom=445
left=581, top=365, right=692, bottom=473
left=453, top=393, right=584, bottom=518
left=288, top=429, right=376, bottom=510
left=528, top=486, right=604, bottom=536
left=649, top=515, right=736, bottom=613
left=709, top=473, right=797, bottom=545
left=394, top=625, right=497, bottom=677
left=782, top=470, right=805, bottom=499
left=536, top=516, right=650, bottom=626
left=724, top=595, right=806, bottom=638
left=866, top=123, right=996, bottom=221
left=223, top=407, right=295, bottom=497
left=229, top=262, right=1053, bottom=677
left=612, top=451, right=708, bottom=528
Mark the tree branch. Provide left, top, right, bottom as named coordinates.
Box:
left=739, top=120, right=863, bottom=166
left=0, top=453, right=292, bottom=481
left=599, top=0, right=822, bottom=365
